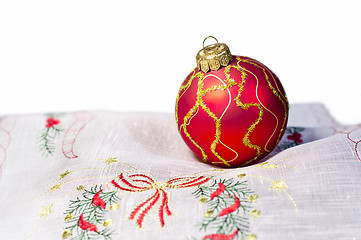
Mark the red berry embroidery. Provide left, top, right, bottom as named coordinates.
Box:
left=91, top=190, right=106, bottom=210
left=219, top=195, right=241, bottom=217
left=64, top=186, right=120, bottom=239
left=78, top=214, right=98, bottom=232
left=210, top=182, right=226, bottom=200
left=38, top=116, right=63, bottom=157
left=46, top=117, right=60, bottom=128
left=287, top=132, right=303, bottom=144
left=192, top=179, right=254, bottom=239
left=202, top=229, right=239, bottom=240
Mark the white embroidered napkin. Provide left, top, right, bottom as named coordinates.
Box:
left=0, top=103, right=360, bottom=239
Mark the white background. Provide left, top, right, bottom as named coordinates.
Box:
left=1, top=0, right=360, bottom=124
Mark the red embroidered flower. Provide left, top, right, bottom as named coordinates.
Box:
left=92, top=190, right=106, bottom=210
left=46, top=117, right=60, bottom=128
left=287, top=132, right=303, bottom=144
left=78, top=214, right=98, bottom=232
left=202, top=229, right=239, bottom=240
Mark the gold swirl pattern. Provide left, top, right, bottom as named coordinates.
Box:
left=176, top=57, right=288, bottom=167
left=175, top=68, right=197, bottom=126
left=237, top=57, right=289, bottom=153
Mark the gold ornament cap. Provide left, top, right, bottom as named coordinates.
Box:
left=196, top=36, right=233, bottom=73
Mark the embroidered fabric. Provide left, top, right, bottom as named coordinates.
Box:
left=0, top=103, right=360, bottom=239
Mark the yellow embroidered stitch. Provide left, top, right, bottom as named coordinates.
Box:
left=199, top=197, right=208, bottom=203
left=50, top=183, right=64, bottom=192
left=110, top=203, right=120, bottom=211
left=28, top=159, right=135, bottom=240
left=270, top=179, right=288, bottom=192
left=248, top=175, right=298, bottom=212
left=247, top=233, right=258, bottom=240
left=103, top=219, right=114, bottom=227
left=258, top=162, right=278, bottom=169
left=204, top=209, right=214, bottom=217
left=44, top=166, right=126, bottom=192
left=39, top=205, right=53, bottom=218
left=250, top=209, right=261, bottom=218
left=64, top=214, right=73, bottom=221
left=29, top=158, right=296, bottom=239
left=248, top=194, right=258, bottom=203
left=62, top=230, right=72, bottom=239
left=104, top=157, right=119, bottom=165
left=60, top=170, right=70, bottom=180
left=247, top=157, right=295, bottom=170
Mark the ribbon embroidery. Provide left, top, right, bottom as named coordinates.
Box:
left=111, top=172, right=210, bottom=228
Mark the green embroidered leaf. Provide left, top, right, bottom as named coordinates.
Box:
left=192, top=179, right=255, bottom=240
left=63, top=185, right=120, bottom=240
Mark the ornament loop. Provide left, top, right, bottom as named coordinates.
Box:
left=196, top=37, right=233, bottom=73
left=202, top=36, right=219, bottom=49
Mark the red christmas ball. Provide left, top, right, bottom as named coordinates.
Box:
left=175, top=37, right=289, bottom=167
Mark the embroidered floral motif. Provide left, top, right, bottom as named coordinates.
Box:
left=287, top=132, right=303, bottom=144
left=277, top=127, right=305, bottom=150
left=192, top=179, right=255, bottom=240
left=244, top=174, right=298, bottom=211
left=37, top=112, right=94, bottom=158
left=63, top=185, right=120, bottom=239
left=62, top=112, right=95, bottom=159
left=46, top=117, right=60, bottom=128
left=37, top=115, right=63, bottom=157
left=29, top=158, right=297, bottom=239
left=111, top=172, right=211, bottom=228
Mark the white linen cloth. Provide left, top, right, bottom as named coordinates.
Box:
left=0, top=103, right=360, bottom=240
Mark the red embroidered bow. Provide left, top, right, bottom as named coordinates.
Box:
left=111, top=172, right=210, bottom=228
